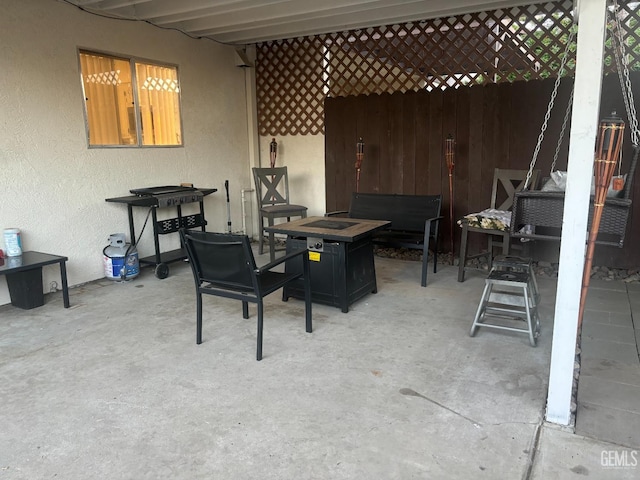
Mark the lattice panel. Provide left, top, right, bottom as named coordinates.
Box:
left=256, top=0, right=640, bottom=136
left=256, top=38, right=325, bottom=135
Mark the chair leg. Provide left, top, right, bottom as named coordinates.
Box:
left=433, top=241, right=438, bottom=274
left=268, top=217, right=276, bottom=262
left=303, top=255, right=312, bottom=333
left=458, top=223, right=469, bottom=282
left=258, top=214, right=265, bottom=255
left=487, top=235, right=494, bottom=264
left=501, top=232, right=510, bottom=255
left=242, top=301, right=249, bottom=319
left=256, top=301, right=264, bottom=361
left=421, top=243, right=428, bottom=287
left=196, top=291, right=203, bottom=345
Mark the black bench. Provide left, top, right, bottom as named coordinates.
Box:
left=327, top=193, right=442, bottom=286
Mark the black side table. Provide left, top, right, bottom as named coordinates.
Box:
left=0, top=251, right=70, bottom=309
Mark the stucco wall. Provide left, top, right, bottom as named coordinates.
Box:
left=0, top=0, right=252, bottom=305
left=257, top=134, right=326, bottom=216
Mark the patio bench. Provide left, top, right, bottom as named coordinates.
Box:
left=326, top=192, right=442, bottom=286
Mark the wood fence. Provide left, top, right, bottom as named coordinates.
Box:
left=325, top=72, right=640, bottom=268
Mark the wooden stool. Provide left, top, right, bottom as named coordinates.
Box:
left=470, top=268, right=540, bottom=346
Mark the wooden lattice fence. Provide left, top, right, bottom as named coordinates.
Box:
left=256, top=0, right=640, bottom=136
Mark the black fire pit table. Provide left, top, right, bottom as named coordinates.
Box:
left=264, top=216, right=390, bottom=312
left=106, top=186, right=217, bottom=279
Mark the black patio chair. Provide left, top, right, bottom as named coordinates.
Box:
left=252, top=167, right=308, bottom=261
left=180, top=230, right=312, bottom=361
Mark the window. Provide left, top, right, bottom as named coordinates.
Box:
left=79, top=50, right=183, bottom=147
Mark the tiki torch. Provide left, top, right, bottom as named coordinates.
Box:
left=269, top=138, right=278, bottom=201
left=356, top=137, right=365, bottom=192
left=578, top=113, right=625, bottom=329
left=269, top=138, right=277, bottom=168
left=445, top=135, right=456, bottom=256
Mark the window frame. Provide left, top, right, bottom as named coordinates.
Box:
left=78, top=48, right=185, bottom=148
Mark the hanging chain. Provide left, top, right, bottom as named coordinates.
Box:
left=525, top=26, right=577, bottom=189
left=610, top=10, right=628, bottom=176
left=611, top=0, right=639, bottom=146
left=550, top=87, right=575, bottom=172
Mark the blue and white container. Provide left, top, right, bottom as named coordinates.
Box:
left=3, top=228, right=22, bottom=257
left=103, top=233, right=139, bottom=281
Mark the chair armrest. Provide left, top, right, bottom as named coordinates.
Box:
left=424, top=216, right=444, bottom=241
left=424, top=216, right=444, bottom=228
left=256, top=248, right=308, bottom=274
left=325, top=210, right=349, bottom=217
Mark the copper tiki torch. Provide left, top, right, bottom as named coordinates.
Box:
left=356, top=137, right=365, bottom=192
left=578, top=113, right=625, bottom=329
left=445, top=135, right=456, bottom=256
left=269, top=138, right=278, bottom=200
left=269, top=138, right=277, bottom=168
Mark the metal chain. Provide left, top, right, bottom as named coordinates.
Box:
left=611, top=10, right=632, bottom=139
left=525, top=26, right=577, bottom=189
left=550, top=87, right=574, bottom=172
left=612, top=0, right=639, bottom=146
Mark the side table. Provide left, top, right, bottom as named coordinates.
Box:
left=0, top=251, right=70, bottom=309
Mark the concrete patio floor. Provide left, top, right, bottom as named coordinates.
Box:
left=576, top=279, right=640, bottom=450
left=1, top=249, right=638, bottom=479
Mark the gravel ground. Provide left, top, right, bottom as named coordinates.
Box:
left=373, top=246, right=640, bottom=283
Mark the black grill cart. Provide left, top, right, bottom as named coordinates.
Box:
left=106, top=186, right=217, bottom=278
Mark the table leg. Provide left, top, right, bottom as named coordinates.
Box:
left=60, top=260, right=70, bottom=308
left=458, top=222, right=469, bottom=282
left=151, top=207, right=162, bottom=266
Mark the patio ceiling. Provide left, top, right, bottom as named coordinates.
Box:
left=60, top=0, right=549, bottom=45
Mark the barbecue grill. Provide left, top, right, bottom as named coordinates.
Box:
left=106, top=186, right=217, bottom=278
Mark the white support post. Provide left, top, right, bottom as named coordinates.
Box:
left=546, top=0, right=607, bottom=425
left=244, top=45, right=260, bottom=169
left=243, top=45, right=261, bottom=239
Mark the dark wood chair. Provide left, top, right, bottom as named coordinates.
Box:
left=180, top=230, right=312, bottom=361
left=252, top=167, right=308, bottom=262
left=458, top=168, right=540, bottom=282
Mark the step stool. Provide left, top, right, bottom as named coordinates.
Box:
left=470, top=265, right=540, bottom=346
left=492, top=255, right=540, bottom=304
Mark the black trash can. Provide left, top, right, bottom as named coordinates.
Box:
left=6, top=269, right=45, bottom=309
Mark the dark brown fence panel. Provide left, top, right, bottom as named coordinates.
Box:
left=325, top=72, right=640, bottom=268
left=414, top=94, right=431, bottom=196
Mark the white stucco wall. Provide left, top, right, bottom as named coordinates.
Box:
left=257, top=135, right=326, bottom=215
left=0, top=0, right=251, bottom=305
